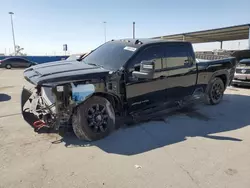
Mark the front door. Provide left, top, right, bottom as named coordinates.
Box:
left=19, top=59, right=29, bottom=68
left=11, top=58, right=23, bottom=68
left=125, top=45, right=167, bottom=112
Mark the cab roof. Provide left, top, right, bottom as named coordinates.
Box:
left=111, top=38, right=191, bottom=47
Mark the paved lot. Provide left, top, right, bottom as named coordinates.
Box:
left=0, top=69, right=250, bottom=188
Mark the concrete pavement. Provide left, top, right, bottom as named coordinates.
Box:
left=0, top=69, right=250, bottom=188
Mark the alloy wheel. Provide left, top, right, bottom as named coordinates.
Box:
left=87, top=104, right=109, bottom=133
left=211, top=82, right=223, bottom=103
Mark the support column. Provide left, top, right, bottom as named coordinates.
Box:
left=248, top=26, right=250, bottom=49
left=133, top=22, right=135, bottom=39
left=220, top=41, right=223, bottom=49
left=182, top=35, right=185, bottom=41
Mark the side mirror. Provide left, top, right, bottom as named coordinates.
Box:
left=184, top=59, right=193, bottom=66
left=132, top=60, right=155, bottom=79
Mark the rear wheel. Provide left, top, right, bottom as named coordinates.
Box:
left=5, top=64, right=12, bottom=69
left=206, top=77, right=225, bottom=105
left=72, top=96, right=115, bottom=141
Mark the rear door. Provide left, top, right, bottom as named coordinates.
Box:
left=162, top=43, right=197, bottom=100
left=7, top=58, right=19, bottom=68
left=125, top=45, right=167, bottom=112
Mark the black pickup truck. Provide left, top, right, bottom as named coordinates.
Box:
left=21, top=39, right=236, bottom=141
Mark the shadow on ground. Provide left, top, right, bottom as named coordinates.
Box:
left=24, top=93, right=250, bottom=155
left=0, top=94, right=11, bottom=102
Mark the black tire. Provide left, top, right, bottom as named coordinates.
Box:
left=5, top=64, right=12, bottom=69
left=206, top=77, right=225, bottom=105
left=72, top=96, right=115, bottom=141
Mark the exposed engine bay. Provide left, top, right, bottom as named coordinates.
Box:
left=22, top=82, right=97, bottom=131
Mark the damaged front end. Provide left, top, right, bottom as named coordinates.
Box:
left=21, top=61, right=111, bottom=132
left=21, top=83, right=67, bottom=131
left=21, top=81, right=99, bottom=132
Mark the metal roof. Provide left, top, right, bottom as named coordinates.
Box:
left=152, top=24, right=250, bottom=43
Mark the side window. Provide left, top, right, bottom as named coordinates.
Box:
left=163, top=44, right=189, bottom=69
left=21, top=59, right=29, bottom=63
left=9, top=58, right=18, bottom=62
left=130, top=45, right=164, bottom=71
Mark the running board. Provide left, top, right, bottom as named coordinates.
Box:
left=130, top=89, right=205, bottom=123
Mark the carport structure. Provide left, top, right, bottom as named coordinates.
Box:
left=152, top=24, right=250, bottom=49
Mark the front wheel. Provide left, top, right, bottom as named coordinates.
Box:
left=206, top=77, right=225, bottom=105
left=72, top=96, right=115, bottom=141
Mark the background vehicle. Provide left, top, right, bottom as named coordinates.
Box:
left=21, top=39, right=236, bottom=141
left=55, top=52, right=89, bottom=62
left=232, top=58, right=250, bottom=86
left=0, top=57, right=37, bottom=69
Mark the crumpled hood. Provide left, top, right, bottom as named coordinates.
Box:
left=23, top=60, right=110, bottom=86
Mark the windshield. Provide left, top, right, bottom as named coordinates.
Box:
left=82, top=41, right=137, bottom=70
left=238, top=59, right=250, bottom=67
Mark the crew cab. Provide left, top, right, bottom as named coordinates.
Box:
left=21, top=39, right=236, bottom=141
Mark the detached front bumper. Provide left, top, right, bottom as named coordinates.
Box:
left=21, top=87, right=39, bottom=129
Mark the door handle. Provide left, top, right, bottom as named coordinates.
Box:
left=159, top=75, right=166, bottom=79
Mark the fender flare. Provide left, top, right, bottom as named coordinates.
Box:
left=75, top=92, right=123, bottom=113
left=206, top=70, right=229, bottom=93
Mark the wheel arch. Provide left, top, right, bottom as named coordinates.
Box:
left=216, top=74, right=227, bottom=88
left=74, top=92, right=123, bottom=116
left=206, top=70, right=229, bottom=92
left=92, top=92, right=123, bottom=115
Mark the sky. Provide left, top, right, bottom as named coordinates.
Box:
left=0, top=0, right=250, bottom=55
